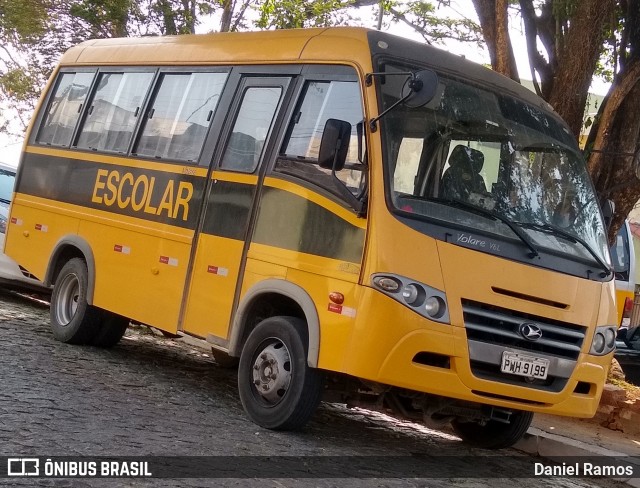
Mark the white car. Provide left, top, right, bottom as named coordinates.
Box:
left=0, top=162, right=49, bottom=293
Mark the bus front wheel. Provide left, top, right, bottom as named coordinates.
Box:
left=50, top=258, right=102, bottom=345
left=238, top=316, right=323, bottom=430
left=451, top=410, right=533, bottom=449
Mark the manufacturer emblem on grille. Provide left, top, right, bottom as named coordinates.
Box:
left=519, top=322, right=542, bottom=341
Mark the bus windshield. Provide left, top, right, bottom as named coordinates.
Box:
left=380, top=63, right=610, bottom=270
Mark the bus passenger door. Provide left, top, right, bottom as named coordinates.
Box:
left=182, top=76, right=292, bottom=341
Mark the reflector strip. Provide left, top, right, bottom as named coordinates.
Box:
left=328, top=303, right=356, bottom=317
left=114, top=244, right=131, bottom=255
left=207, top=265, right=228, bottom=276
left=159, top=256, right=178, bottom=266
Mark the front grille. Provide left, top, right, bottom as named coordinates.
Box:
left=463, top=300, right=586, bottom=360
left=463, top=299, right=587, bottom=391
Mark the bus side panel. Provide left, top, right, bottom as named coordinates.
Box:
left=182, top=172, right=261, bottom=340
left=80, top=219, right=191, bottom=332
left=236, top=176, right=367, bottom=367
left=284, top=266, right=360, bottom=372
left=182, top=234, right=245, bottom=339
left=5, top=196, right=80, bottom=282
left=242, top=243, right=362, bottom=364
left=9, top=150, right=206, bottom=332
left=249, top=178, right=366, bottom=282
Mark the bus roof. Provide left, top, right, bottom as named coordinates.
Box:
left=59, top=27, right=555, bottom=117
left=60, top=27, right=370, bottom=66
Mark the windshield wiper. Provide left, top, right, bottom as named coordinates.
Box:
left=429, top=197, right=539, bottom=258
left=0, top=198, right=10, bottom=205
left=514, top=221, right=612, bottom=278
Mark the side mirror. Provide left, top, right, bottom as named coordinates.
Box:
left=367, top=69, right=439, bottom=131
left=601, top=198, right=615, bottom=229
left=318, top=118, right=351, bottom=171
left=401, top=69, right=439, bottom=108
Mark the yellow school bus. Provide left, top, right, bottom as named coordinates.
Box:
left=5, top=27, right=617, bottom=449
left=611, top=220, right=636, bottom=327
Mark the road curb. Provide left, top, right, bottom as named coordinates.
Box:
left=515, top=427, right=640, bottom=484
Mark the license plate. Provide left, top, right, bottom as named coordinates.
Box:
left=500, top=351, right=549, bottom=380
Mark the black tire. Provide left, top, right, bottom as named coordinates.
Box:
left=238, top=316, right=323, bottom=430
left=451, top=410, right=533, bottom=449
left=49, top=258, right=102, bottom=345
left=90, top=312, right=129, bottom=348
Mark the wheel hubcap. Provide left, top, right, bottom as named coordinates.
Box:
left=55, top=273, right=80, bottom=326
left=251, top=340, right=292, bottom=405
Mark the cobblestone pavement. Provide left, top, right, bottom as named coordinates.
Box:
left=0, top=290, right=628, bottom=488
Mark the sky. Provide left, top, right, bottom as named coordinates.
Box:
left=0, top=0, right=612, bottom=168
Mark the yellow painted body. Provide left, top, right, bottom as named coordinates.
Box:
left=615, top=287, right=634, bottom=326
left=5, top=27, right=616, bottom=420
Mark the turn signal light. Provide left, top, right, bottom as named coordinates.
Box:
left=624, top=297, right=634, bottom=313
left=329, top=292, right=344, bottom=305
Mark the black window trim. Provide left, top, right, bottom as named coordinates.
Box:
left=129, top=67, right=232, bottom=166
left=32, top=67, right=98, bottom=148
left=71, top=67, right=158, bottom=156
left=216, top=76, right=292, bottom=175
left=270, top=65, right=366, bottom=211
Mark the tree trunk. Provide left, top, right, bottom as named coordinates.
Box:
left=156, top=0, right=178, bottom=35
left=220, top=0, right=234, bottom=32
left=183, top=0, right=196, bottom=34
left=586, top=59, right=640, bottom=182
left=471, top=0, right=519, bottom=81
left=587, top=73, right=640, bottom=242
left=547, top=0, right=616, bottom=139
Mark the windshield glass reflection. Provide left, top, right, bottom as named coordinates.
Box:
left=380, top=63, right=610, bottom=267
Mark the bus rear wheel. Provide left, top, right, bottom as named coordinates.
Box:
left=238, top=316, right=323, bottom=430
left=50, top=258, right=102, bottom=345
left=90, top=312, right=129, bottom=348
left=451, top=410, right=533, bottom=449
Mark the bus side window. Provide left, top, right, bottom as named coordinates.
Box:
left=76, top=72, right=154, bottom=153
left=276, top=80, right=365, bottom=198
left=219, top=86, right=283, bottom=173
left=36, top=72, right=95, bottom=147
left=133, top=71, right=228, bottom=163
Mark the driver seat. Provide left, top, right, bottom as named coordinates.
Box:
left=440, top=145, right=487, bottom=200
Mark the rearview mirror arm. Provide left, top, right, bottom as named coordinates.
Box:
left=328, top=137, right=366, bottom=217
left=331, top=165, right=366, bottom=217
left=368, top=90, right=413, bottom=133
left=365, top=71, right=420, bottom=133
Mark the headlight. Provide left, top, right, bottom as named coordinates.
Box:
left=604, top=328, right=616, bottom=349
left=589, top=325, right=617, bottom=356
left=371, top=273, right=449, bottom=324
left=592, top=333, right=605, bottom=354
left=402, top=284, right=423, bottom=305
left=425, top=296, right=446, bottom=319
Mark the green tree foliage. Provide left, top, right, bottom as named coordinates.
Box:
left=385, top=1, right=483, bottom=47
left=0, top=0, right=226, bottom=137
left=257, top=0, right=344, bottom=28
